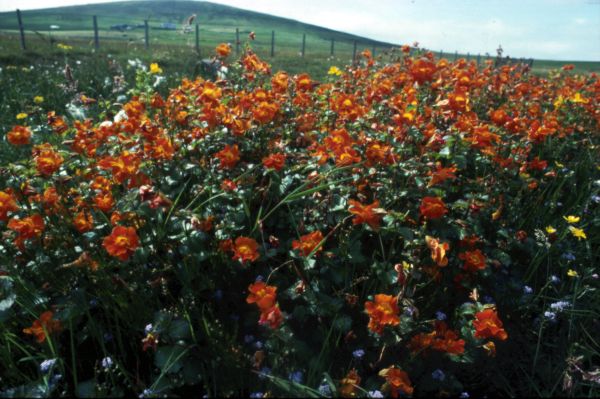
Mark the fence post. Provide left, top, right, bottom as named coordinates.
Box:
left=93, top=15, right=99, bottom=50
left=330, top=38, right=334, bottom=56
left=16, top=9, right=26, bottom=50
left=477, top=53, right=480, bottom=65
left=235, top=27, right=240, bottom=56
left=372, top=44, right=376, bottom=57
left=529, top=58, right=534, bottom=68
left=352, top=40, right=357, bottom=64
left=467, top=52, right=470, bottom=61
left=195, top=24, right=200, bottom=54
left=301, top=33, right=306, bottom=57
left=144, top=20, right=149, bottom=50
left=271, top=30, right=275, bottom=57
left=454, top=50, right=458, bottom=61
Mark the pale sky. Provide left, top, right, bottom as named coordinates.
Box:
left=1, top=0, right=599, bottom=61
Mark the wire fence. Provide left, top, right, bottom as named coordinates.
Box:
left=2, top=9, right=534, bottom=68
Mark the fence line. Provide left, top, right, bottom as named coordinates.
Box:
left=5, top=10, right=535, bottom=68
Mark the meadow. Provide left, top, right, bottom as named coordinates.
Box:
left=0, top=2, right=600, bottom=398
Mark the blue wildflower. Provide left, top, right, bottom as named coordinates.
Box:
left=249, top=393, right=263, bottom=398
left=318, top=383, right=332, bottom=396
left=368, top=391, right=384, bottom=398
left=435, top=311, right=447, bottom=321
left=288, top=370, right=304, bottom=384
left=244, top=334, right=255, bottom=344
left=258, top=367, right=271, bottom=379
left=40, top=358, right=57, bottom=374
left=432, top=369, right=446, bottom=381
left=144, top=323, right=153, bottom=334
left=550, top=275, right=560, bottom=284
left=544, top=311, right=557, bottom=321
left=562, top=252, right=576, bottom=261
left=550, top=300, right=570, bottom=312
left=254, top=340, right=263, bottom=349
left=523, top=285, right=533, bottom=294
left=101, top=356, right=113, bottom=369
left=352, top=349, right=365, bottom=359
left=460, top=392, right=470, bottom=399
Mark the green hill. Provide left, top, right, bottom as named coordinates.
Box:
left=0, top=1, right=394, bottom=49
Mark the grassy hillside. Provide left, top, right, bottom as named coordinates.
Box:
left=0, top=1, right=393, bottom=55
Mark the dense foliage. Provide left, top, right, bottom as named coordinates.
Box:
left=0, top=43, right=599, bottom=397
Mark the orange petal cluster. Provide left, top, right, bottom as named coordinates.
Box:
left=364, top=294, right=400, bottom=335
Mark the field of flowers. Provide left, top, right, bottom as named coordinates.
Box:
left=0, top=41, right=599, bottom=398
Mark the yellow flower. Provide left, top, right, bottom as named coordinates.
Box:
left=150, top=63, right=163, bottom=74
left=34, top=96, right=44, bottom=104
left=545, top=226, right=556, bottom=234
left=570, top=92, right=588, bottom=104
left=568, top=226, right=586, bottom=240
left=554, top=161, right=564, bottom=168
left=16, top=113, right=28, bottom=120
left=328, top=66, right=342, bottom=76
left=563, top=215, right=580, bottom=224
left=402, top=261, right=413, bottom=272
left=553, top=95, right=564, bottom=109
left=57, top=43, right=73, bottom=51
left=567, top=269, right=578, bottom=277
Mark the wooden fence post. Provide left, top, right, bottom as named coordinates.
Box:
left=477, top=53, right=480, bottom=65
left=93, top=15, right=99, bottom=50
left=235, top=27, right=240, bottom=56
left=301, top=33, right=306, bottom=57
left=144, top=20, right=149, bottom=50
left=16, top=9, right=26, bottom=50
left=195, top=24, right=200, bottom=55
left=372, top=44, right=375, bottom=57
left=454, top=50, right=458, bottom=61
left=352, top=40, right=357, bottom=64
left=330, top=38, right=334, bottom=56
left=271, top=30, right=275, bottom=57
left=467, top=52, right=470, bottom=61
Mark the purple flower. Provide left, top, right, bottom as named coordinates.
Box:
left=318, top=383, right=332, bottom=396
left=460, top=392, right=470, bottom=399
left=368, top=391, right=384, bottom=398
left=435, top=311, right=447, bottom=321
left=562, top=252, right=576, bottom=261
left=249, top=393, right=263, bottom=398
left=523, top=285, right=533, bottom=294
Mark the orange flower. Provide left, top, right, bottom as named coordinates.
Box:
left=246, top=281, right=277, bottom=310
left=7, top=125, right=31, bottom=145
left=292, top=230, right=324, bottom=257
left=428, top=163, right=457, bottom=187
left=0, top=190, right=19, bottom=221
left=348, top=199, right=385, bottom=230
left=459, top=249, right=486, bottom=272
left=34, top=144, right=63, bottom=175
left=364, top=294, right=400, bottom=335
left=258, top=305, right=283, bottom=329
left=47, top=111, right=68, bottom=134
left=252, top=101, right=279, bottom=124
left=262, top=153, right=286, bottom=171
left=339, top=369, right=361, bottom=398
left=73, top=211, right=94, bottom=233
left=232, top=236, right=260, bottom=263
left=215, top=43, right=231, bottom=58
left=8, top=214, right=45, bottom=250
left=379, top=367, right=414, bottom=398
left=473, top=308, right=508, bottom=341
left=425, top=236, right=450, bottom=267
left=23, top=311, right=62, bottom=343
left=98, top=151, right=140, bottom=184
left=215, top=144, right=240, bottom=169
left=419, top=196, right=448, bottom=220
left=102, top=225, right=139, bottom=261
